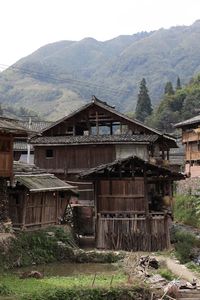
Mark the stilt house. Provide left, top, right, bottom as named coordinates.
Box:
left=175, top=115, right=200, bottom=177
left=30, top=96, right=183, bottom=249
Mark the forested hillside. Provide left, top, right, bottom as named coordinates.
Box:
left=1, top=21, right=200, bottom=120
left=147, top=75, right=200, bottom=132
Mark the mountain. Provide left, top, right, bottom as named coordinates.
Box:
left=1, top=21, right=200, bottom=120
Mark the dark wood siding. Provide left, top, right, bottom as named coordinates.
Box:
left=34, top=145, right=116, bottom=172
left=97, top=178, right=145, bottom=212
left=0, top=134, right=13, bottom=178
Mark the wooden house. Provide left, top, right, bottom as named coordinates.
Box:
left=175, top=115, right=200, bottom=177
left=79, top=156, right=184, bottom=251
left=30, top=96, right=180, bottom=244
left=0, top=117, right=28, bottom=226
left=9, top=161, right=78, bottom=229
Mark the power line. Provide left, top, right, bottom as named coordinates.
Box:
left=0, top=63, right=128, bottom=97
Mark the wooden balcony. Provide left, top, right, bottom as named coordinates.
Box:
left=182, top=131, right=200, bottom=143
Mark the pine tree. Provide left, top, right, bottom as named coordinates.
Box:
left=176, top=77, right=181, bottom=90
left=135, top=78, right=152, bottom=122
left=164, top=81, right=174, bottom=95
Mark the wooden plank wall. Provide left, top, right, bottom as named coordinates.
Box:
left=97, top=178, right=145, bottom=212
left=0, top=135, right=13, bottom=178
left=96, top=215, right=170, bottom=251
left=34, top=145, right=115, bottom=171
left=9, top=191, right=69, bottom=228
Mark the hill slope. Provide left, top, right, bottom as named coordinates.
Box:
left=1, top=21, right=200, bottom=120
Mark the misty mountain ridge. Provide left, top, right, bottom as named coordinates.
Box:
left=1, top=21, right=200, bottom=120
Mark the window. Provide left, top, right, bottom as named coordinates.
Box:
left=46, top=149, right=54, bottom=158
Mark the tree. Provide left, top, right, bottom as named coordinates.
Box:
left=135, top=78, right=152, bottom=122
left=0, top=103, right=3, bottom=116
left=164, top=81, right=174, bottom=95
left=176, top=77, right=181, bottom=90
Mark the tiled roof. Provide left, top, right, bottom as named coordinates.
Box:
left=79, top=155, right=185, bottom=180
left=13, top=161, right=77, bottom=193
left=175, top=115, right=200, bottom=128
left=30, top=134, right=159, bottom=145
left=16, top=121, right=52, bottom=132
left=0, top=117, right=29, bottom=134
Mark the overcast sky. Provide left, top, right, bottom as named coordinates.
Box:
left=0, top=0, right=200, bottom=67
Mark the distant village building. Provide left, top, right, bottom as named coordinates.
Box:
left=30, top=96, right=184, bottom=250
left=175, top=115, right=200, bottom=177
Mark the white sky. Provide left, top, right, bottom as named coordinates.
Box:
left=0, top=0, right=200, bottom=67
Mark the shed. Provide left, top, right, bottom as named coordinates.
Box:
left=8, top=162, right=78, bottom=229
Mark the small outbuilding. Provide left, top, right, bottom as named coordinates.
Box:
left=9, top=162, right=78, bottom=229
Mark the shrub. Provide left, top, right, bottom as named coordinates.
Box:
left=0, top=283, right=12, bottom=295
left=172, top=229, right=200, bottom=263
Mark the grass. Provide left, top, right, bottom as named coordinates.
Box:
left=0, top=273, right=127, bottom=299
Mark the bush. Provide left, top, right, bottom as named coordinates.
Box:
left=0, top=227, right=77, bottom=269
left=172, top=229, right=200, bottom=263
left=21, top=286, right=151, bottom=300
left=174, top=195, right=200, bottom=227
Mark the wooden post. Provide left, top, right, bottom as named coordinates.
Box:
left=22, top=191, right=27, bottom=229
left=96, top=111, right=99, bottom=135
left=110, top=123, right=113, bottom=135
left=143, top=166, right=149, bottom=215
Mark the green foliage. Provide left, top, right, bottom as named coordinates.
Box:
left=164, top=82, right=174, bottom=95
left=0, top=273, right=151, bottom=300
left=0, top=227, right=77, bottom=269
left=157, top=268, right=175, bottom=281
left=135, top=78, right=152, bottom=122
left=21, top=286, right=150, bottom=300
left=0, top=283, right=12, bottom=296
left=147, top=74, right=200, bottom=132
left=174, top=195, right=200, bottom=227
left=171, top=228, right=200, bottom=263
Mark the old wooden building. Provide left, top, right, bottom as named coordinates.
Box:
left=175, top=115, right=200, bottom=177
left=9, top=161, right=78, bottom=229
left=31, top=96, right=178, bottom=178
left=79, top=156, right=184, bottom=251
left=0, top=117, right=28, bottom=229
left=30, top=96, right=181, bottom=249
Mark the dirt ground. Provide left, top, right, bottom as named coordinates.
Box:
left=157, top=255, right=200, bottom=284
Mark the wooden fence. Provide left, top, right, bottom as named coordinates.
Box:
left=96, top=213, right=170, bottom=251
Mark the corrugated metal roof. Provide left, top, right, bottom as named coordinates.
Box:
left=31, top=134, right=159, bottom=145
left=175, top=115, right=200, bottom=128
left=15, top=174, right=77, bottom=192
